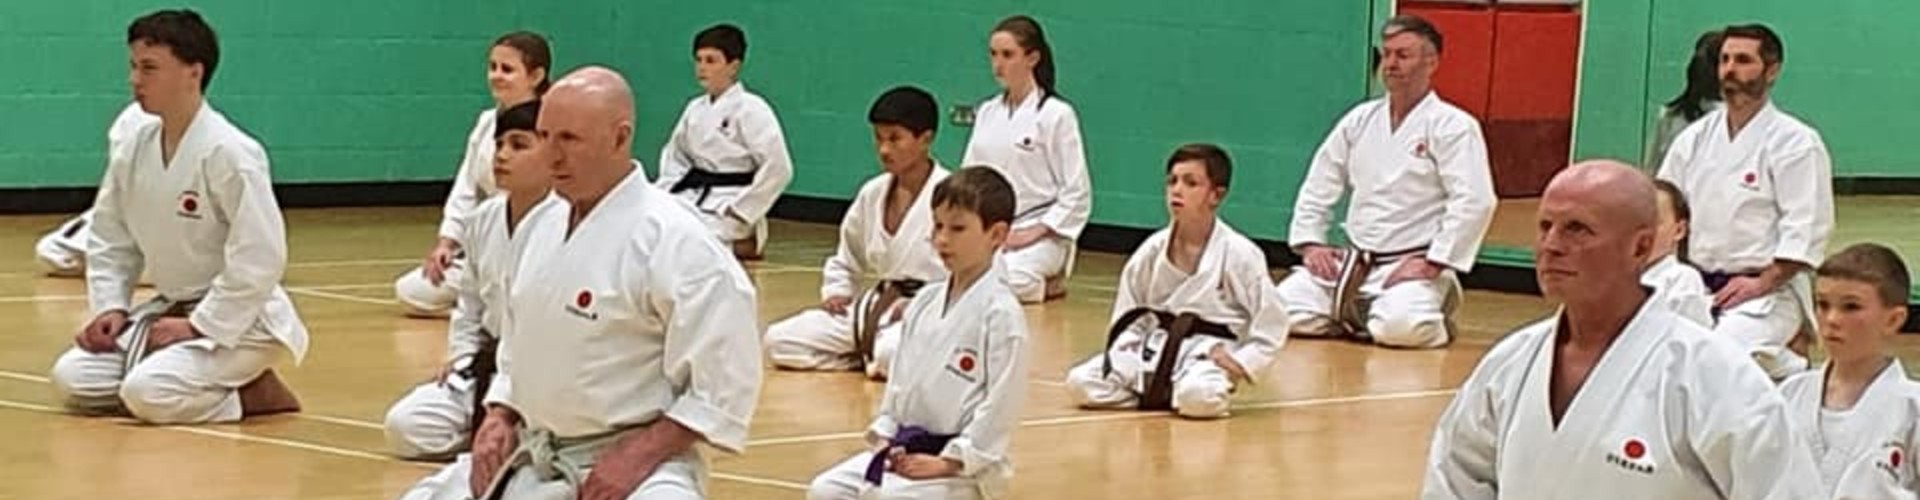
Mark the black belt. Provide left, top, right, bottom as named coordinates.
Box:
left=669, top=169, right=756, bottom=207
left=1101, top=308, right=1236, bottom=411
left=462, top=333, right=500, bottom=440
left=854, top=279, right=927, bottom=368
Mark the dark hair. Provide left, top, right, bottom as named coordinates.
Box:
left=868, top=86, right=939, bottom=135
left=127, top=9, right=219, bottom=92
left=494, top=99, right=542, bottom=139
left=493, top=31, right=553, bottom=95
left=1382, top=15, right=1444, bottom=54
left=992, top=15, right=1062, bottom=105
left=1818, top=243, right=1912, bottom=308
left=693, top=24, right=747, bottom=63
left=1666, top=30, right=1724, bottom=121
left=1722, top=23, right=1784, bottom=66
left=932, top=166, right=1016, bottom=228
left=1166, top=143, right=1233, bottom=192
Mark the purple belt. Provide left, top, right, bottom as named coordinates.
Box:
left=863, top=425, right=957, bottom=485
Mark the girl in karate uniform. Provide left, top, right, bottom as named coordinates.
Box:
left=960, top=15, right=1092, bottom=304
left=394, top=31, right=551, bottom=317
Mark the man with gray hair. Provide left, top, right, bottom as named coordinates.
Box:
left=1278, top=14, right=1496, bottom=349
left=1422, top=160, right=1818, bottom=499
left=402, top=66, right=763, bottom=500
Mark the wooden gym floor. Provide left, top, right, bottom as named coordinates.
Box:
left=0, top=198, right=1910, bottom=499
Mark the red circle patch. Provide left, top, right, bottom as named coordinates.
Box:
left=575, top=290, right=592, bottom=308
left=958, top=355, right=976, bottom=372
left=1744, top=172, right=1757, bottom=185
left=1624, top=439, right=1646, bottom=460
left=181, top=197, right=198, bottom=212
left=1894, top=449, right=1905, bottom=468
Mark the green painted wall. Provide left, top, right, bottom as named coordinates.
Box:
left=1574, top=0, right=1920, bottom=177
left=1, top=1, right=1377, bottom=238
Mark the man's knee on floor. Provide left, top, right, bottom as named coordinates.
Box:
left=764, top=335, right=827, bottom=370
left=394, top=273, right=454, bottom=311
left=1368, top=312, right=1448, bottom=349
left=384, top=404, right=465, bottom=459
left=49, top=350, right=116, bottom=401
left=118, top=370, right=204, bottom=423
left=1287, top=313, right=1341, bottom=337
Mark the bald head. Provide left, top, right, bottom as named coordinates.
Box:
left=540, top=66, right=637, bottom=204
left=1534, top=159, right=1660, bottom=305
left=1544, top=160, right=1658, bottom=231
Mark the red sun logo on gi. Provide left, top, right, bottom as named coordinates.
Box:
left=575, top=290, right=592, bottom=309
left=1623, top=439, right=1646, bottom=460
left=1894, top=449, right=1905, bottom=468
left=1744, top=172, right=1757, bottom=185
left=956, top=352, right=976, bottom=372
left=179, top=193, right=199, bottom=213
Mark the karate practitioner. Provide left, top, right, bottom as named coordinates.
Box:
left=384, top=99, right=562, bottom=460
left=34, top=103, right=156, bottom=277
left=961, top=15, right=1091, bottom=303
left=806, top=166, right=1031, bottom=500
left=1779, top=243, right=1920, bottom=498
left=402, top=67, right=761, bottom=500
left=1643, top=178, right=1713, bottom=326
left=394, top=31, right=552, bottom=317
left=654, top=23, right=794, bottom=260
left=1659, top=23, right=1833, bottom=379
left=1062, top=144, right=1287, bottom=419
left=49, top=9, right=307, bottom=424
left=1279, top=15, right=1496, bottom=349
left=764, top=86, right=950, bottom=379
left=1421, top=160, right=1820, bottom=500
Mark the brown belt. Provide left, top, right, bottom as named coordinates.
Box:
left=1330, top=246, right=1428, bottom=342
left=1101, top=308, right=1236, bottom=411
left=853, top=279, right=926, bottom=369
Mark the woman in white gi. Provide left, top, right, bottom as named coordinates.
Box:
left=1063, top=144, right=1287, bottom=419
left=394, top=31, right=551, bottom=317
left=1780, top=243, right=1920, bottom=498
left=807, top=167, right=1032, bottom=500
left=961, top=14, right=1092, bottom=304
left=383, top=99, right=560, bottom=460
left=653, top=23, right=795, bottom=260
left=764, top=86, right=949, bottom=379
left=50, top=9, right=306, bottom=424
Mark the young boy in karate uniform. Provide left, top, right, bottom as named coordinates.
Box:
left=49, top=9, right=305, bottom=424
left=1779, top=243, right=1920, bottom=498
left=806, top=167, right=1032, bottom=500
left=654, top=23, right=794, bottom=260
left=1062, top=144, right=1287, bottom=419
left=383, top=100, right=564, bottom=459
left=764, top=86, right=949, bottom=379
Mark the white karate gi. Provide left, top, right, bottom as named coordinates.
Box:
left=1063, top=221, right=1287, bottom=418
left=1643, top=254, right=1715, bottom=327
left=1780, top=359, right=1920, bottom=499
left=403, top=164, right=760, bottom=500
left=961, top=91, right=1091, bottom=303
left=1278, top=92, right=1495, bottom=348
left=1659, top=101, right=1833, bottom=379
left=48, top=102, right=310, bottom=424
left=765, top=164, right=950, bottom=378
left=1422, top=303, right=1822, bottom=499
left=384, top=194, right=564, bottom=459
left=36, top=103, right=157, bottom=276
left=807, top=260, right=1031, bottom=500
left=394, top=108, right=499, bottom=315
left=654, top=82, right=794, bottom=252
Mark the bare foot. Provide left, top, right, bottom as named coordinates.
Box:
left=239, top=369, right=302, bottom=417
left=1043, top=275, right=1069, bottom=301
left=731, top=238, right=763, bottom=261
